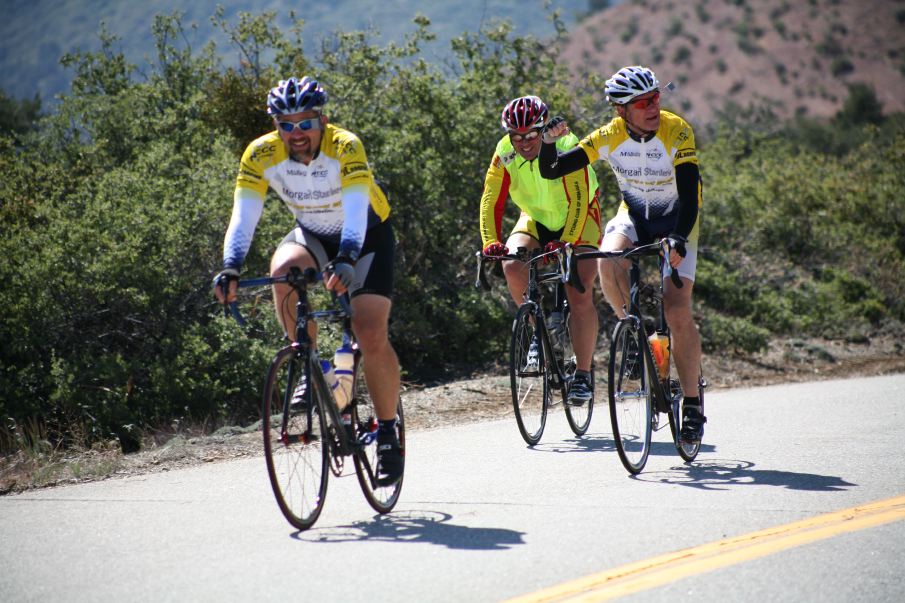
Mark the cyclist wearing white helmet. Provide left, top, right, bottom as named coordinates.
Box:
left=479, top=95, right=603, bottom=406
left=538, top=66, right=706, bottom=444
left=213, top=75, right=403, bottom=485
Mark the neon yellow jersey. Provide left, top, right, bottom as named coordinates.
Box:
left=479, top=133, right=599, bottom=247
left=578, top=110, right=700, bottom=223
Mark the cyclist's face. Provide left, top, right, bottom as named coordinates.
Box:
left=275, top=110, right=325, bottom=164
left=509, top=128, right=542, bottom=160
left=620, top=90, right=661, bottom=133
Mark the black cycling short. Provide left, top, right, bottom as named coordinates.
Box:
left=279, top=218, right=395, bottom=299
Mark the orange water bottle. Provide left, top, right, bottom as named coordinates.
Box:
left=648, top=332, right=670, bottom=380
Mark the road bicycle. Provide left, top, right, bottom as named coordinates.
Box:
left=476, top=247, right=593, bottom=445
left=226, top=266, right=404, bottom=530
left=566, top=241, right=706, bottom=474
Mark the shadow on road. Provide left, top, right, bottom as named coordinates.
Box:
left=293, top=510, right=526, bottom=549
left=634, top=458, right=857, bottom=491
left=530, top=434, right=617, bottom=454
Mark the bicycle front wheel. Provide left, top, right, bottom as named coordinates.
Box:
left=608, top=320, right=653, bottom=474
left=352, top=355, right=405, bottom=513
left=510, top=304, right=550, bottom=445
left=262, top=346, right=329, bottom=531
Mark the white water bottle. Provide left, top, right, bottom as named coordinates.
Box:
left=333, top=344, right=355, bottom=410
left=320, top=360, right=337, bottom=391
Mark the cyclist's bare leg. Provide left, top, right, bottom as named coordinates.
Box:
left=663, top=277, right=702, bottom=395
left=502, top=232, right=540, bottom=306
left=565, top=246, right=599, bottom=372
left=350, top=293, right=400, bottom=421
left=270, top=244, right=318, bottom=342
left=598, top=233, right=633, bottom=319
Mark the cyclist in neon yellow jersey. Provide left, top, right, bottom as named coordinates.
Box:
left=479, top=95, right=602, bottom=406
left=539, top=66, right=706, bottom=444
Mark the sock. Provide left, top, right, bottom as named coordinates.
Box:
left=575, top=369, right=591, bottom=380
left=378, top=418, right=397, bottom=434
left=683, top=396, right=700, bottom=414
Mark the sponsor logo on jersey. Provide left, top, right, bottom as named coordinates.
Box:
left=646, top=149, right=664, bottom=161
left=342, top=162, right=369, bottom=177
left=282, top=186, right=342, bottom=201
left=499, top=149, right=517, bottom=165
left=644, top=167, right=672, bottom=177
left=250, top=143, right=276, bottom=162
left=338, top=139, right=358, bottom=157
left=676, top=149, right=697, bottom=161
left=310, top=168, right=329, bottom=178
left=619, top=150, right=641, bottom=157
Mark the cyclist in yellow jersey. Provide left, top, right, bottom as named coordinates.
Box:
left=480, top=95, right=602, bottom=406
left=539, top=66, right=706, bottom=444
left=213, top=76, right=402, bottom=485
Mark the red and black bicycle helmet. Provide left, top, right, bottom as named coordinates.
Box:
left=500, top=95, right=549, bottom=132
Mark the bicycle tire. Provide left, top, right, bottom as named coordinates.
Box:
left=670, top=377, right=703, bottom=462
left=262, top=346, right=329, bottom=530
left=561, top=304, right=594, bottom=435
left=352, top=354, right=405, bottom=513
left=510, top=304, right=549, bottom=445
left=608, top=319, right=653, bottom=474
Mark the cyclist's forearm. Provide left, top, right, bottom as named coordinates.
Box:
left=223, top=189, right=265, bottom=270
left=339, top=184, right=369, bottom=261
left=538, top=142, right=589, bottom=179
left=673, top=162, right=700, bottom=239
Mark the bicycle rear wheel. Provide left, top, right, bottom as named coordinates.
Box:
left=668, top=377, right=703, bottom=462
left=561, top=306, right=594, bottom=435
left=510, top=304, right=549, bottom=445
left=262, top=346, right=329, bottom=530
left=608, top=320, right=653, bottom=474
left=352, top=354, right=405, bottom=513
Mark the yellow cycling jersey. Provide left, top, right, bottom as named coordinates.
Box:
left=578, top=110, right=700, bottom=223
left=479, top=133, right=599, bottom=247
left=222, top=123, right=391, bottom=269
left=235, top=123, right=390, bottom=239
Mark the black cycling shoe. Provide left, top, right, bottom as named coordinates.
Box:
left=566, top=373, right=593, bottom=406
left=376, top=431, right=403, bottom=487
left=680, top=405, right=707, bottom=444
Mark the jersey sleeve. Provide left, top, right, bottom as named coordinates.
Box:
left=557, top=134, right=592, bottom=245
left=222, top=188, right=265, bottom=271
left=335, top=131, right=374, bottom=189
left=671, top=119, right=698, bottom=167
left=333, top=130, right=376, bottom=258
left=235, top=137, right=275, bottom=197
left=577, top=128, right=605, bottom=164
left=479, top=152, right=511, bottom=247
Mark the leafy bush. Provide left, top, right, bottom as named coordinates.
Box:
left=1, top=9, right=903, bottom=452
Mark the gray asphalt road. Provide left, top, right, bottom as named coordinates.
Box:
left=2, top=374, right=904, bottom=602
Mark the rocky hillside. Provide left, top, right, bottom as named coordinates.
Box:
left=560, top=0, right=905, bottom=127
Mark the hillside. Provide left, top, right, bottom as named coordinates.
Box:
left=0, top=0, right=586, bottom=103
left=561, top=0, right=905, bottom=127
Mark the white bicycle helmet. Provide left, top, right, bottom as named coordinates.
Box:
left=604, top=66, right=660, bottom=104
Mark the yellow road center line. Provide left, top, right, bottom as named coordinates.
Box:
left=504, top=494, right=905, bottom=603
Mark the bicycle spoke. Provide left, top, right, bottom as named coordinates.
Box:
left=608, top=321, right=652, bottom=474
left=263, top=349, right=329, bottom=530
left=510, top=305, right=548, bottom=445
